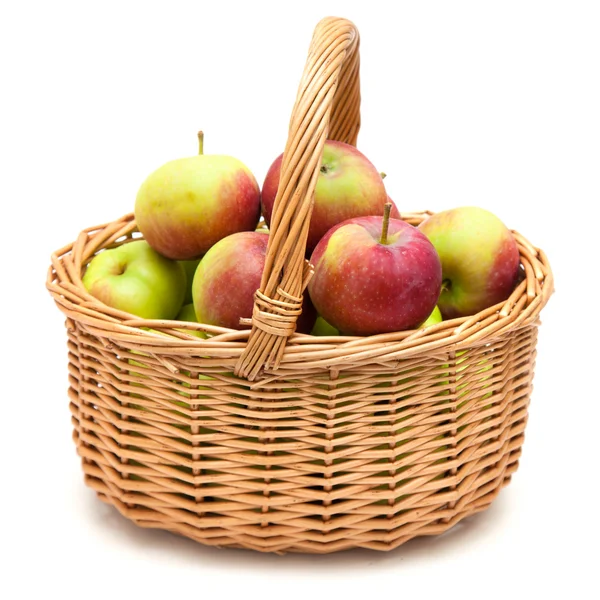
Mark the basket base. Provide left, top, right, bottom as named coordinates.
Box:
left=81, top=453, right=521, bottom=555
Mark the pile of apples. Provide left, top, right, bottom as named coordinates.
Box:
left=82, top=132, right=521, bottom=338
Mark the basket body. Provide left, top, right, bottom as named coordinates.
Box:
left=47, top=17, right=553, bottom=554
left=48, top=212, right=551, bottom=554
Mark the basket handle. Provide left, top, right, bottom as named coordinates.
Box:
left=234, top=16, right=360, bottom=380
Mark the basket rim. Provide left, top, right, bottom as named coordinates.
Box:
left=46, top=210, right=553, bottom=379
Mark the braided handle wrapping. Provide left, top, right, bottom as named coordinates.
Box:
left=234, top=17, right=361, bottom=380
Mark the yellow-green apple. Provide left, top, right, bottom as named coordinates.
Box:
left=418, top=206, right=520, bottom=318
left=135, top=132, right=261, bottom=260
left=419, top=305, right=443, bottom=328
left=261, top=140, right=389, bottom=253
left=82, top=240, right=186, bottom=319
left=308, top=205, right=442, bottom=335
left=192, top=231, right=316, bottom=333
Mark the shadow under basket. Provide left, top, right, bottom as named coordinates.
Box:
left=46, top=16, right=554, bottom=554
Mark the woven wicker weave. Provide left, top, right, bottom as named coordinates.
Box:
left=46, top=17, right=553, bottom=554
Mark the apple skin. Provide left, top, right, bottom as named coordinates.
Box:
left=418, top=207, right=520, bottom=319
left=179, top=258, right=201, bottom=304
left=311, top=315, right=340, bottom=336
left=297, top=293, right=317, bottom=335
left=175, top=303, right=207, bottom=338
left=82, top=240, right=186, bottom=319
left=308, top=216, right=442, bottom=335
left=419, top=304, right=443, bottom=328
left=135, top=149, right=261, bottom=260
left=192, top=232, right=316, bottom=333
left=261, top=140, right=389, bottom=253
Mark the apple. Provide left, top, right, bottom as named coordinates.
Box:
left=175, top=303, right=207, bottom=338
left=418, top=206, right=520, bottom=318
left=311, top=315, right=340, bottom=336
left=419, top=305, right=443, bottom=328
left=297, top=293, right=317, bottom=335
left=135, top=132, right=261, bottom=260
left=308, top=205, right=442, bottom=335
left=82, top=240, right=186, bottom=319
left=178, top=258, right=201, bottom=304
left=192, top=231, right=316, bottom=333
left=261, top=140, right=389, bottom=253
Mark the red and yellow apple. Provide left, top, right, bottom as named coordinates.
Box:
left=418, top=206, right=520, bottom=318
left=135, top=132, right=261, bottom=260
left=192, top=231, right=316, bottom=333
left=261, top=140, right=389, bottom=253
left=308, top=206, right=442, bottom=335
left=82, top=240, right=186, bottom=319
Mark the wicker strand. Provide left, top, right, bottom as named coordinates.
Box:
left=234, top=17, right=360, bottom=381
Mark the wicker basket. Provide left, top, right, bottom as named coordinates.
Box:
left=46, top=16, right=553, bottom=554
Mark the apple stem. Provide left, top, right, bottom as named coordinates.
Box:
left=197, top=131, right=204, bottom=155
left=380, top=202, right=393, bottom=245
left=380, top=171, right=387, bottom=180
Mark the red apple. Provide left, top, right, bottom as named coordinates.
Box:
left=192, top=231, right=316, bottom=333
left=308, top=206, right=442, bottom=335
left=261, top=140, right=389, bottom=253
left=418, top=206, right=520, bottom=318
left=135, top=132, right=261, bottom=260
left=297, top=293, right=317, bottom=335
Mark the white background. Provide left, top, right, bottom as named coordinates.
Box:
left=2, top=1, right=599, bottom=598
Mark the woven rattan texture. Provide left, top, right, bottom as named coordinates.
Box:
left=47, top=209, right=552, bottom=554
left=46, top=17, right=553, bottom=553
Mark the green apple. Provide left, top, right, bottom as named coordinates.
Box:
left=179, top=258, right=201, bottom=304
left=82, top=240, right=186, bottom=319
left=135, top=132, right=261, bottom=260
left=311, top=315, right=340, bottom=336
left=419, top=305, right=443, bottom=328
